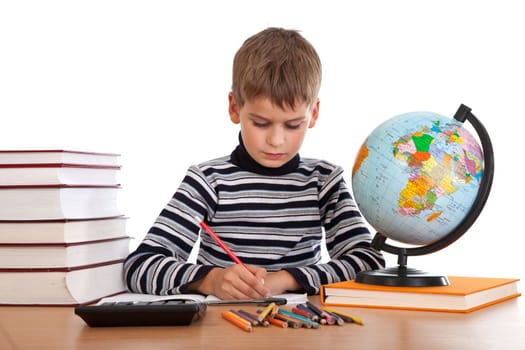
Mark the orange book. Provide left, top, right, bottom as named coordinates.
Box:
left=320, top=276, right=521, bottom=313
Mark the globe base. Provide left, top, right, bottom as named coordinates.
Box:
left=356, top=266, right=450, bottom=287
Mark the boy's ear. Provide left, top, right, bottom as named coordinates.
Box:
left=308, top=98, right=320, bottom=128
left=228, top=92, right=240, bottom=124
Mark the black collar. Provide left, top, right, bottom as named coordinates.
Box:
left=230, top=133, right=300, bottom=176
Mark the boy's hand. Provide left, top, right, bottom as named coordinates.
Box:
left=263, top=270, right=301, bottom=295
left=190, top=265, right=270, bottom=300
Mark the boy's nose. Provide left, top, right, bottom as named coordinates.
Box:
left=267, top=127, right=285, bottom=147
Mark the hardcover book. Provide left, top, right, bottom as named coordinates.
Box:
left=0, top=150, right=120, bottom=166
left=0, top=260, right=126, bottom=305
left=0, top=185, right=121, bottom=220
left=0, top=216, right=128, bottom=244
left=320, top=276, right=521, bottom=313
left=0, top=236, right=131, bottom=268
left=0, top=163, right=121, bottom=186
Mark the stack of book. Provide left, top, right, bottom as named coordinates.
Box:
left=0, top=150, right=129, bottom=305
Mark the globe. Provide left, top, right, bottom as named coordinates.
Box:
left=352, top=112, right=483, bottom=245
left=352, top=105, right=494, bottom=287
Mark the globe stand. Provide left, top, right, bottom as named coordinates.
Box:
left=355, top=234, right=450, bottom=287
left=355, top=104, right=494, bottom=287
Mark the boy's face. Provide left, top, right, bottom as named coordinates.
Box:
left=228, top=93, right=319, bottom=168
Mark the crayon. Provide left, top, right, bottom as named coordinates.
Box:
left=221, top=311, right=252, bottom=332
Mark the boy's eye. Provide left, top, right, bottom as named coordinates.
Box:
left=253, top=121, right=270, bottom=128
left=250, top=119, right=304, bottom=129
left=285, top=123, right=302, bottom=130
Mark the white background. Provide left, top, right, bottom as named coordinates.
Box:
left=1, top=1, right=523, bottom=281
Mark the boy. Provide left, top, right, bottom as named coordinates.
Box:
left=124, top=27, right=384, bottom=300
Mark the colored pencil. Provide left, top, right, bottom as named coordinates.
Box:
left=266, top=316, right=289, bottom=328
left=257, top=302, right=276, bottom=322
left=237, top=309, right=267, bottom=327
left=323, top=310, right=345, bottom=326
left=292, top=307, right=316, bottom=320
left=322, top=307, right=364, bottom=325
left=277, top=309, right=319, bottom=329
left=295, top=304, right=320, bottom=322
left=221, top=311, right=252, bottom=332
left=194, top=216, right=247, bottom=269
left=271, top=314, right=301, bottom=329
left=230, top=309, right=258, bottom=326
left=306, top=301, right=336, bottom=325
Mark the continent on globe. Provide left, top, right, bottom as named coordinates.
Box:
left=392, top=120, right=483, bottom=220
left=351, top=112, right=484, bottom=245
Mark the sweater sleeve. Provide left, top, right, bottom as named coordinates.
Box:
left=123, top=165, right=217, bottom=295
left=284, top=167, right=385, bottom=295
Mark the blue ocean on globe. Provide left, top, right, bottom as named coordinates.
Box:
left=351, top=111, right=484, bottom=245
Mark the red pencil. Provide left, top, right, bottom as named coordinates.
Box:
left=194, top=216, right=247, bottom=268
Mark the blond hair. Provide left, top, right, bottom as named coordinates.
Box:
left=231, top=27, right=322, bottom=110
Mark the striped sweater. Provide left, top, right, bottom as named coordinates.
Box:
left=124, top=140, right=384, bottom=295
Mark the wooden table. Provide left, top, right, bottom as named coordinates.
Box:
left=1, top=296, right=524, bottom=350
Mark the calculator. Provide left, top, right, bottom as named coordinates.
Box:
left=75, top=299, right=207, bottom=327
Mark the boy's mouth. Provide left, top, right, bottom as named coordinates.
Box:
left=263, top=152, right=286, bottom=161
